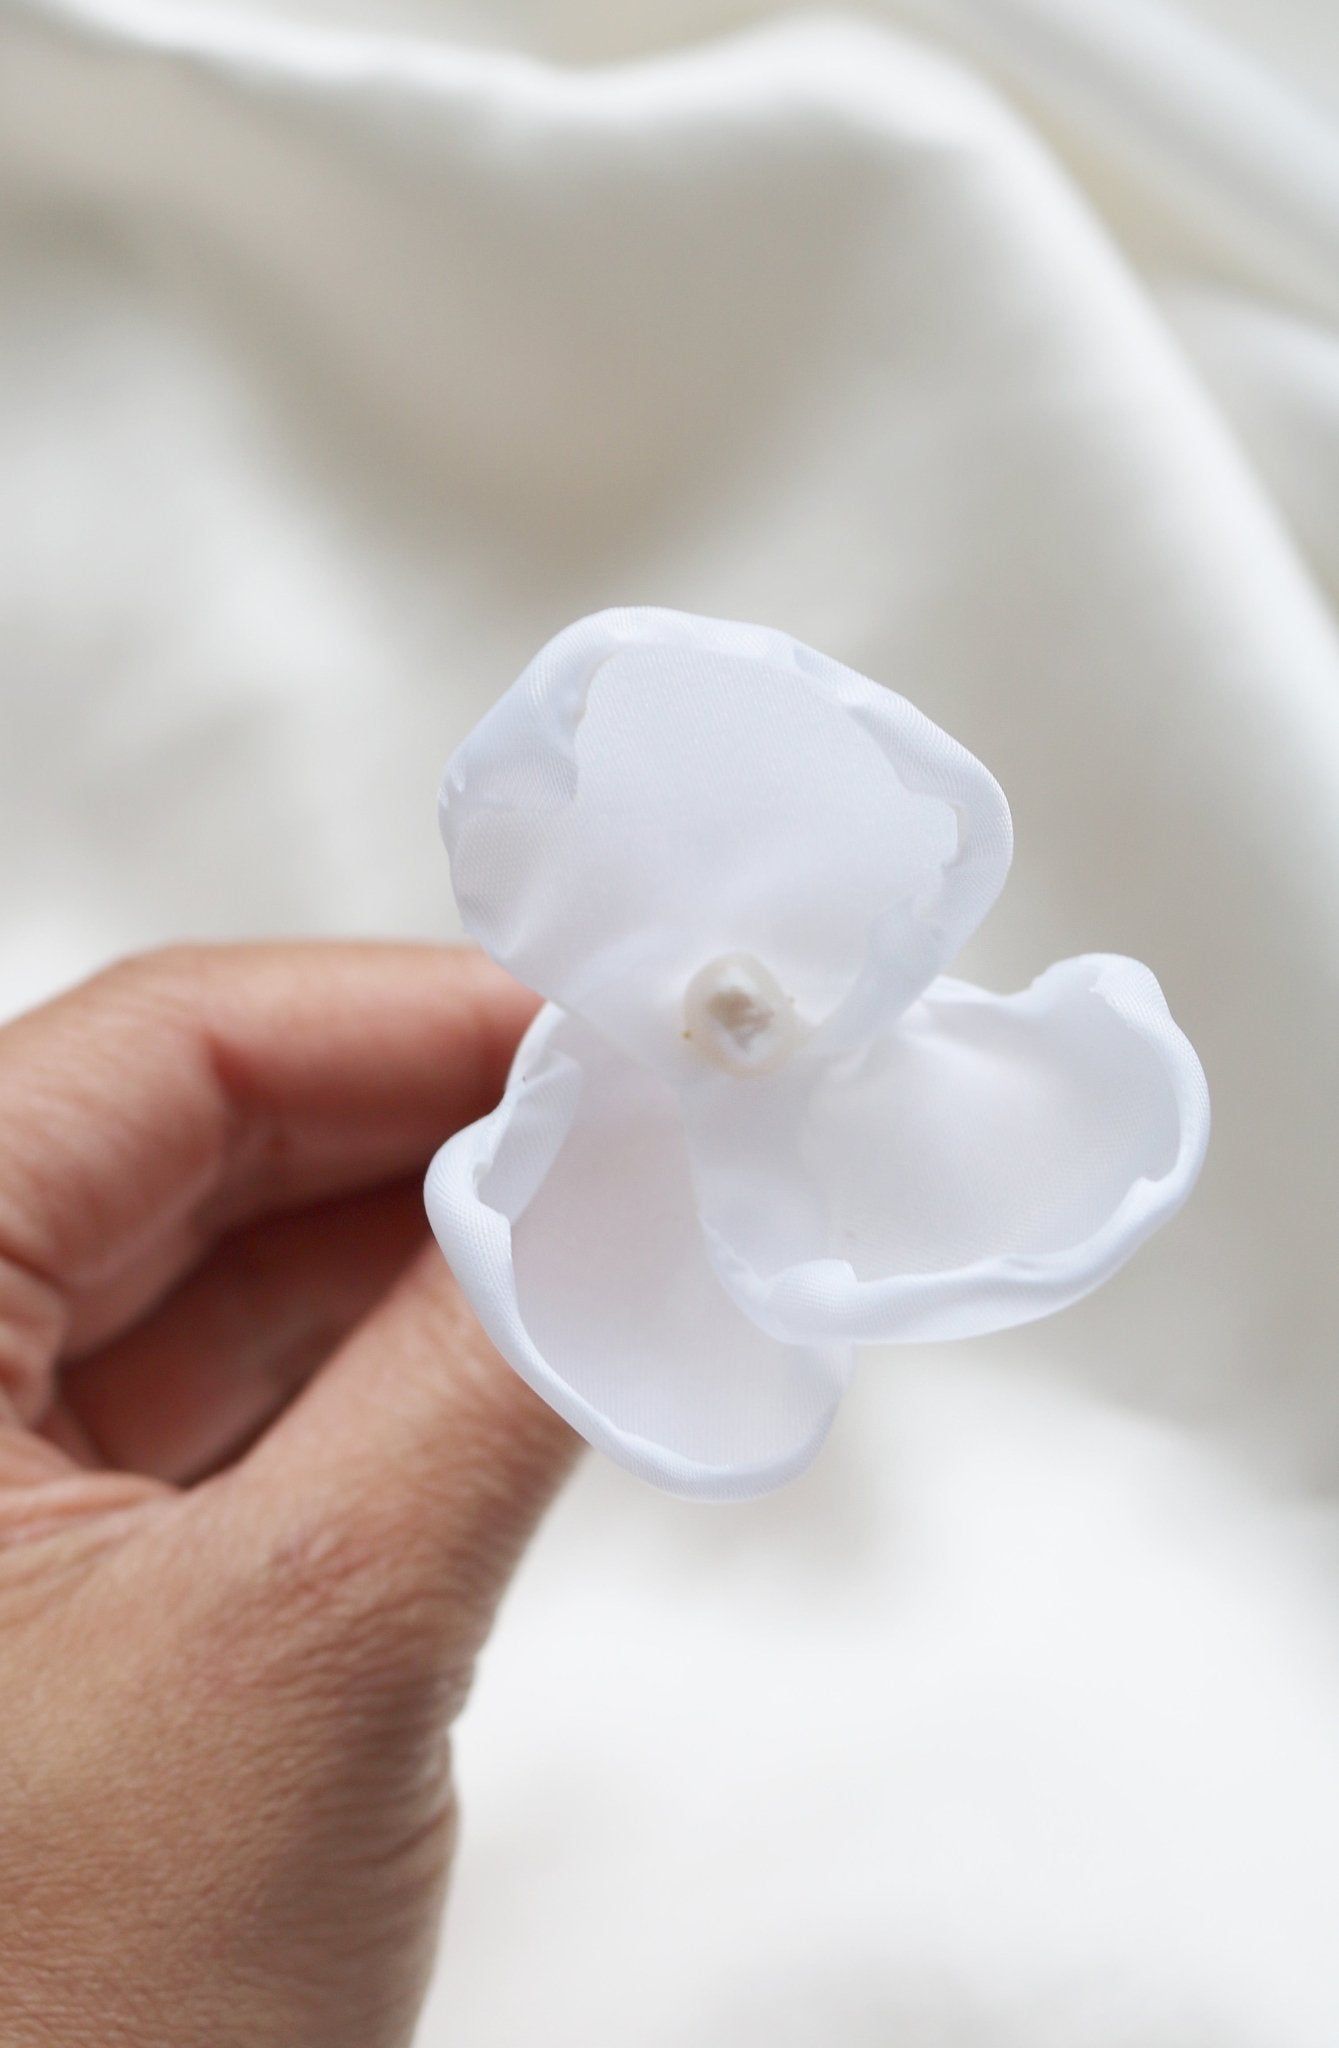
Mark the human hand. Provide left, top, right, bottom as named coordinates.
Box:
left=0, top=944, right=579, bottom=2048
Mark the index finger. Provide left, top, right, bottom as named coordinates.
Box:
left=0, top=943, right=536, bottom=1414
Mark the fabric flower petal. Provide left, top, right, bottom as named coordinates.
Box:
left=424, top=1001, right=854, bottom=1501
left=441, top=608, right=1012, bottom=1081
left=686, top=955, right=1210, bottom=1345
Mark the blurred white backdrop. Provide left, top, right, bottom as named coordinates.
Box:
left=2, top=0, right=1338, bottom=2041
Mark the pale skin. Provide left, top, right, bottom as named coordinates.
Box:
left=0, top=943, right=580, bottom=2048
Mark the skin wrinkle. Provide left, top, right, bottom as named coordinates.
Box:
left=0, top=964, right=240, bottom=1417
left=0, top=960, right=237, bottom=1373
left=0, top=1245, right=70, bottom=1419
left=88, top=949, right=336, bottom=1270
left=0, top=1429, right=91, bottom=1496
left=28, top=975, right=225, bottom=1264
left=0, top=1475, right=170, bottom=1556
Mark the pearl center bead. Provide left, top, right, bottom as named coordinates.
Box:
left=682, top=952, right=807, bottom=1077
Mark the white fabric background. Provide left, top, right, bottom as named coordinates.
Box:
left=2, top=0, right=1337, bottom=2040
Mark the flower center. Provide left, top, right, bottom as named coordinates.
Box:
left=682, top=952, right=807, bottom=1077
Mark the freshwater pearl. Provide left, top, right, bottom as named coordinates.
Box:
left=682, top=952, right=807, bottom=1077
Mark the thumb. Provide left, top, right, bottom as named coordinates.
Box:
left=227, top=1240, right=581, bottom=1659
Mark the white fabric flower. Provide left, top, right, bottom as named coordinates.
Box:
left=425, top=609, right=1209, bottom=1500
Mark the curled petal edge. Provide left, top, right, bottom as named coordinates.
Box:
left=441, top=608, right=1014, bottom=1072
left=424, top=1004, right=853, bottom=1502
left=697, top=955, right=1211, bottom=1347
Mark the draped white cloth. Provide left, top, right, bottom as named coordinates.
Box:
left=2, top=0, right=1337, bottom=2040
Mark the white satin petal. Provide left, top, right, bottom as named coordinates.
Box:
left=691, top=956, right=1210, bottom=1346
left=441, top=608, right=1012, bottom=1080
left=424, top=1001, right=853, bottom=1502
